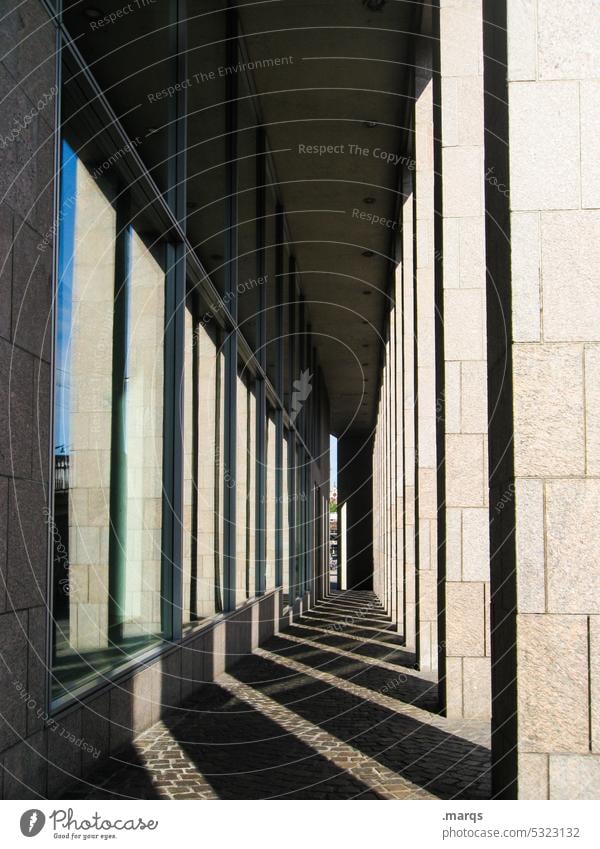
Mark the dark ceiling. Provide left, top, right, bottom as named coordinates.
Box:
left=233, top=0, right=417, bottom=435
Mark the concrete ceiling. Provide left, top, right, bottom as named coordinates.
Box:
left=235, top=0, right=416, bottom=435
left=64, top=0, right=419, bottom=436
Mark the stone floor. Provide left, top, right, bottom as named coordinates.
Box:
left=61, top=592, right=491, bottom=800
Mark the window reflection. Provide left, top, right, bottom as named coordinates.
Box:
left=52, top=141, right=167, bottom=702
left=182, top=307, right=225, bottom=623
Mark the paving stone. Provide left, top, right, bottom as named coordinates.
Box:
left=59, top=592, right=491, bottom=800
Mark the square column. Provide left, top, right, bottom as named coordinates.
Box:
left=484, top=0, right=600, bottom=798
left=438, top=0, right=491, bottom=719
left=401, top=169, right=417, bottom=653
left=414, top=41, right=438, bottom=672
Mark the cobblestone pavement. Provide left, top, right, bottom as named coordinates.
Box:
left=62, top=592, right=491, bottom=800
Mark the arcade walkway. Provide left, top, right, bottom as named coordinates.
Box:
left=61, top=593, right=491, bottom=800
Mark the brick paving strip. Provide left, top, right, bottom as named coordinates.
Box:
left=291, top=620, right=417, bottom=653
left=216, top=673, right=434, bottom=800
left=300, top=613, right=398, bottom=636
left=253, top=644, right=490, bottom=779
left=127, top=722, right=220, bottom=800
left=256, top=639, right=486, bottom=740
left=275, top=628, right=430, bottom=679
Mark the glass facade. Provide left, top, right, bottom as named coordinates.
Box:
left=50, top=1, right=330, bottom=708
left=266, top=408, right=277, bottom=592
left=52, top=142, right=168, bottom=702
left=182, top=305, right=224, bottom=624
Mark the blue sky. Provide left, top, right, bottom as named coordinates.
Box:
left=54, top=139, right=77, bottom=455
left=329, top=435, right=337, bottom=486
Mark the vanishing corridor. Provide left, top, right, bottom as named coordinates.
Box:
left=2, top=0, right=599, bottom=802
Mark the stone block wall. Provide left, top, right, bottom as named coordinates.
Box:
left=505, top=0, right=600, bottom=800
left=0, top=0, right=57, bottom=801
left=482, top=0, right=600, bottom=797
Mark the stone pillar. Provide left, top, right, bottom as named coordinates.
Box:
left=383, top=340, right=391, bottom=612
left=439, top=0, right=491, bottom=718
left=389, top=300, right=400, bottom=628
left=383, top=372, right=388, bottom=607
left=401, top=169, right=417, bottom=652
left=414, top=41, right=438, bottom=671
left=374, top=392, right=384, bottom=602
left=484, top=0, right=600, bottom=798
left=392, top=265, right=404, bottom=635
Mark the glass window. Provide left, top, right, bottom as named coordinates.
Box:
left=299, top=445, right=308, bottom=595
left=235, top=368, right=248, bottom=605
left=281, top=429, right=290, bottom=599
left=265, top=409, right=277, bottom=592
left=214, top=334, right=228, bottom=612
left=247, top=381, right=257, bottom=599
left=121, top=230, right=165, bottom=637
left=232, top=364, right=260, bottom=604
left=183, top=307, right=195, bottom=619
left=52, top=141, right=167, bottom=703
left=183, top=306, right=225, bottom=623
left=293, top=441, right=304, bottom=599
left=287, top=431, right=298, bottom=601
